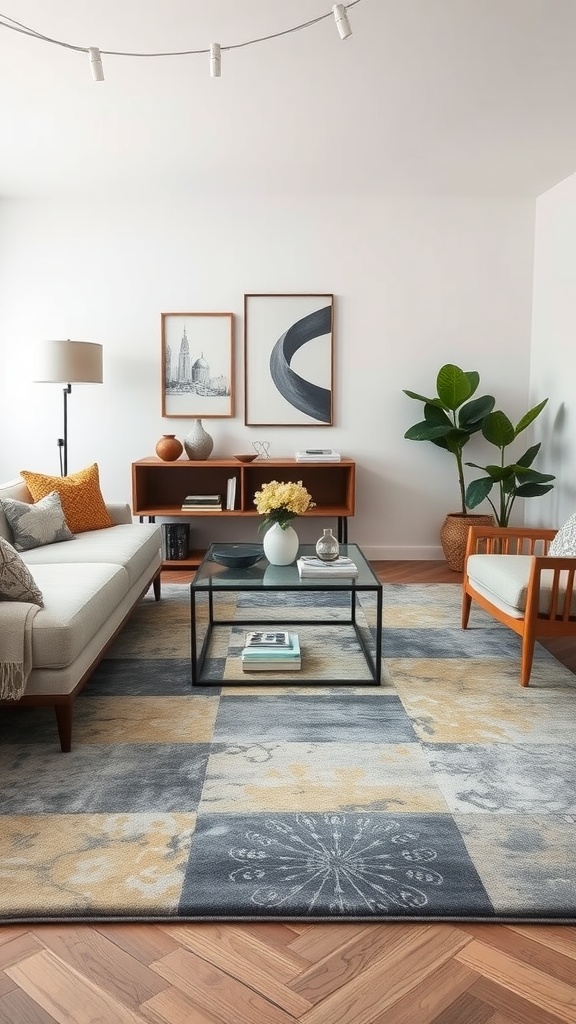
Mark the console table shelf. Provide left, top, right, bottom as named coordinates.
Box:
left=131, top=457, right=356, bottom=568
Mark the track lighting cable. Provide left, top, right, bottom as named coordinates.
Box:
left=0, top=1, right=364, bottom=67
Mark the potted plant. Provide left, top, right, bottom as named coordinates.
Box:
left=465, top=400, right=555, bottom=526
left=403, top=363, right=496, bottom=570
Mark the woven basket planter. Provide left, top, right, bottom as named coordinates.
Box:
left=440, top=512, right=494, bottom=572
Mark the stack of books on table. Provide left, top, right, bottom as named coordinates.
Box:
left=241, top=630, right=301, bottom=672
left=181, top=494, right=222, bottom=511
left=295, top=448, right=341, bottom=462
left=297, top=555, right=359, bottom=578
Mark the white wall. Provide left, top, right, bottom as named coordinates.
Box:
left=529, top=173, right=576, bottom=527
left=0, top=194, right=536, bottom=557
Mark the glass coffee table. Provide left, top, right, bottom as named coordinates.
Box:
left=190, top=543, right=382, bottom=686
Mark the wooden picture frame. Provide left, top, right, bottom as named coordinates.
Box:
left=161, top=312, right=234, bottom=418
left=244, top=293, right=334, bottom=426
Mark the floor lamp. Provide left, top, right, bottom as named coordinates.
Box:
left=34, top=340, right=103, bottom=476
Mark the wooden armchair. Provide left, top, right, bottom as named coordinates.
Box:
left=461, top=525, right=576, bottom=686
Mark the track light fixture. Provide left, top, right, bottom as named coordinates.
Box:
left=88, top=46, right=104, bottom=81
left=0, top=1, right=363, bottom=82
left=332, top=4, right=352, bottom=40
left=210, top=42, right=221, bottom=78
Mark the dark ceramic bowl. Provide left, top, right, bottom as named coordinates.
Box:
left=211, top=545, right=263, bottom=568
left=233, top=453, right=258, bottom=463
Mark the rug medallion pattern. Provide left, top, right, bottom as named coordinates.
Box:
left=1, top=583, right=575, bottom=922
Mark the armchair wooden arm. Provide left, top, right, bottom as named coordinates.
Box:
left=462, top=525, right=576, bottom=686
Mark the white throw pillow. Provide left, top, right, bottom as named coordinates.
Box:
left=548, top=512, right=576, bottom=557
left=0, top=491, right=74, bottom=551
left=0, top=536, right=44, bottom=606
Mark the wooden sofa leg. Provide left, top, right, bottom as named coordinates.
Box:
left=153, top=571, right=161, bottom=602
left=461, top=589, right=472, bottom=629
left=521, top=631, right=535, bottom=687
left=55, top=702, right=73, bottom=752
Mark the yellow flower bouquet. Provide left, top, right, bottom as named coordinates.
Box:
left=254, top=479, right=315, bottom=530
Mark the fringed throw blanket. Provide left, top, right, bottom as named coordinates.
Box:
left=0, top=602, right=39, bottom=699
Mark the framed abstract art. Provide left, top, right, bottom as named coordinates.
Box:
left=244, top=293, right=334, bottom=426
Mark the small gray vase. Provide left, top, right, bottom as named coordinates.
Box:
left=184, top=419, right=214, bottom=460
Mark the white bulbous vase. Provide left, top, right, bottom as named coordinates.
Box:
left=263, top=522, right=299, bottom=566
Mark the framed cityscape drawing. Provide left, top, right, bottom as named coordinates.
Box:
left=244, top=293, right=334, bottom=426
left=161, top=312, right=234, bottom=418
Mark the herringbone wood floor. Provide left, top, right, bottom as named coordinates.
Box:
left=1, top=561, right=575, bottom=1024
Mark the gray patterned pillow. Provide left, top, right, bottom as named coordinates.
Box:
left=0, top=491, right=74, bottom=551
left=548, top=512, right=576, bottom=557
left=0, top=537, right=44, bottom=606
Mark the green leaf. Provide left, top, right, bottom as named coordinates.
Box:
left=482, top=410, right=515, bottom=447
left=484, top=464, right=515, bottom=481
left=515, top=469, right=555, bottom=484
left=404, top=422, right=453, bottom=441
left=514, top=482, right=555, bottom=498
left=466, top=477, right=494, bottom=508
left=458, top=394, right=495, bottom=429
left=436, top=364, right=473, bottom=410
left=424, top=404, right=452, bottom=427
left=515, top=398, right=548, bottom=436
left=403, top=389, right=438, bottom=405
left=515, top=443, right=541, bottom=469
left=463, top=371, right=480, bottom=397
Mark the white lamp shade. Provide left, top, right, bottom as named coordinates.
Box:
left=34, top=340, right=103, bottom=384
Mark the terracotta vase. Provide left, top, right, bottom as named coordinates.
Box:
left=263, top=522, right=300, bottom=565
left=155, top=434, right=183, bottom=462
left=440, top=512, right=494, bottom=572
left=184, top=419, right=214, bottom=461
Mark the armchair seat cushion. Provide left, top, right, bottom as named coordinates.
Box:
left=466, top=554, right=576, bottom=618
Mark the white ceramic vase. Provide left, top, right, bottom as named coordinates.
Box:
left=263, top=522, right=299, bottom=565
left=184, top=419, right=214, bottom=460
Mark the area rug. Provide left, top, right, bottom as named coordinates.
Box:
left=1, top=582, right=576, bottom=923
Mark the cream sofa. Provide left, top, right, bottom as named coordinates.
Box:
left=0, top=478, right=162, bottom=752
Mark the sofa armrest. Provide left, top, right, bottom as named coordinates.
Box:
left=526, top=555, right=576, bottom=623
left=465, top=525, right=557, bottom=561
left=106, top=503, right=133, bottom=526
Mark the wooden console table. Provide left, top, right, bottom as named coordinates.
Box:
left=131, top=457, right=356, bottom=569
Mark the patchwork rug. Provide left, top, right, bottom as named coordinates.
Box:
left=1, top=582, right=576, bottom=923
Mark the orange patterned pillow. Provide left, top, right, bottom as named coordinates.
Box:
left=20, top=464, right=113, bottom=534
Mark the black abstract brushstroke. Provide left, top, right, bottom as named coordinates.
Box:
left=269, top=305, right=331, bottom=422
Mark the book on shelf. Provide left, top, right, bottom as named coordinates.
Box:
left=241, top=632, right=301, bottom=668
left=182, top=494, right=221, bottom=503
left=226, top=476, right=237, bottom=511
left=297, top=555, right=358, bottom=578
left=181, top=503, right=222, bottom=511
left=181, top=493, right=222, bottom=511
left=295, top=449, right=341, bottom=462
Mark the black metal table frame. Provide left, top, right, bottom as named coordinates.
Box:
left=190, top=579, right=382, bottom=687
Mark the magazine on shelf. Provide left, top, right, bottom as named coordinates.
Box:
left=297, top=555, right=358, bottom=578
left=295, top=449, right=341, bottom=462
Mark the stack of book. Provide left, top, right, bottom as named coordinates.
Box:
left=240, top=630, right=301, bottom=672
left=297, top=555, right=359, bottom=578
left=181, top=494, right=222, bottom=511
left=295, top=448, right=341, bottom=462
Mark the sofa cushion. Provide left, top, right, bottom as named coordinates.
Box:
left=0, top=537, right=44, bottom=607
left=0, top=479, right=33, bottom=542
left=467, top=553, right=576, bottom=616
left=22, top=523, right=161, bottom=589
left=27, top=562, right=129, bottom=668
left=20, top=464, right=113, bottom=534
left=0, top=491, right=74, bottom=551
left=548, top=512, right=576, bottom=557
